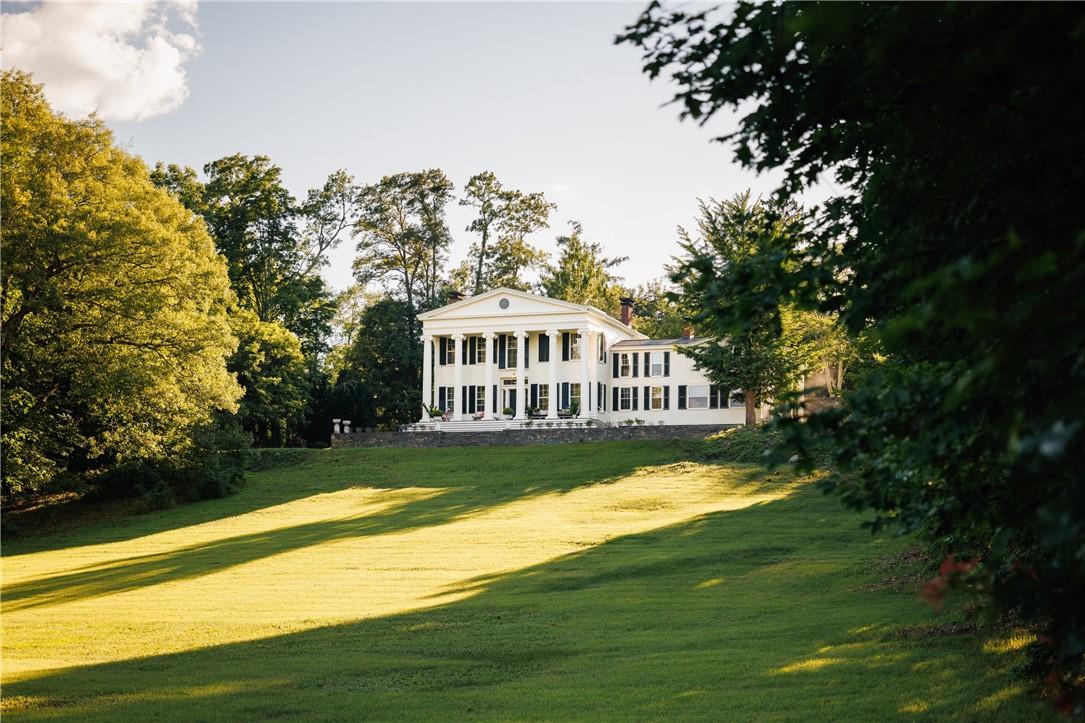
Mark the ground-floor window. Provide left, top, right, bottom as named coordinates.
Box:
left=570, top=383, right=581, bottom=409
left=475, top=385, right=486, bottom=413
left=619, top=387, right=632, bottom=410
left=538, top=384, right=549, bottom=412
left=438, top=386, right=455, bottom=413
left=688, top=384, right=710, bottom=409
left=650, top=386, right=665, bottom=410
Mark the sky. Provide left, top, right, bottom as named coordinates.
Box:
left=2, top=1, right=810, bottom=294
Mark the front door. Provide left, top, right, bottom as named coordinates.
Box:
left=501, top=378, right=523, bottom=416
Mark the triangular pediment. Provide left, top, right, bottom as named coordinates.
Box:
left=418, top=288, right=597, bottom=320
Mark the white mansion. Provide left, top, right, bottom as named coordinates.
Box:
left=412, top=288, right=754, bottom=431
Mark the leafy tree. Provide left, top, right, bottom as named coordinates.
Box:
left=620, top=2, right=1085, bottom=707
left=539, top=222, right=627, bottom=316
left=410, top=169, right=456, bottom=308
left=352, top=170, right=454, bottom=320
left=299, top=168, right=359, bottom=278
left=458, top=172, right=554, bottom=292
left=630, top=279, right=687, bottom=339
left=0, top=70, right=242, bottom=496
left=228, top=310, right=309, bottom=447
left=340, top=298, right=421, bottom=429
left=673, top=194, right=829, bottom=424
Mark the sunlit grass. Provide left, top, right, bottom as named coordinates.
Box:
left=0, top=442, right=1052, bottom=721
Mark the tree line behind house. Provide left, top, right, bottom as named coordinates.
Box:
left=1, top=69, right=854, bottom=508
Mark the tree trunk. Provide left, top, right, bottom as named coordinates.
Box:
left=744, top=391, right=758, bottom=426
left=474, top=228, right=488, bottom=294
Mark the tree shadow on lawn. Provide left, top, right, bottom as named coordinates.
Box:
left=2, top=442, right=716, bottom=611
left=4, top=485, right=1049, bottom=722
left=3, top=442, right=689, bottom=557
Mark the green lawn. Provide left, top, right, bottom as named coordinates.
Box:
left=1, top=442, right=1049, bottom=720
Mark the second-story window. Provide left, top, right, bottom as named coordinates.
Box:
left=443, top=339, right=456, bottom=365
left=650, top=351, right=665, bottom=376
left=475, top=336, right=487, bottom=364
left=569, top=334, right=581, bottom=360
left=507, top=335, right=518, bottom=368
left=619, top=353, right=631, bottom=377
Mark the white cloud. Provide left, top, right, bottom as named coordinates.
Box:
left=1, top=1, right=200, bottom=121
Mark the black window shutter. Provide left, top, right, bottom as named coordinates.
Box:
left=539, top=334, right=549, bottom=362
left=492, top=384, right=498, bottom=413
left=678, top=385, right=687, bottom=410
left=562, top=332, right=570, bottom=361
left=438, top=337, right=447, bottom=365
left=664, top=352, right=670, bottom=376
left=438, top=387, right=446, bottom=409
left=498, top=334, right=506, bottom=369
left=613, top=386, right=619, bottom=411
left=469, top=336, right=477, bottom=364
left=664, top=386, right=670, bottom=410
left=530, top=384, right=538, bottom=408
left=493, top=338, right=497, bottom=364
left=612, top=352, right=619, bottom=377
left=509, top=389, right=516, bottom=413
left=561, top=382, right=570, bottom=409
left=709, top=384, right=719, bottom=409
left=525, top=336, right=530, bottom=368
left=644, top=352, right=651, bottom=378
left=644, top=385, right=650, bottom=409
left=632, top=387, right=638, bottom=410
left=461, top=386, right=467, bottom=414
left=461, top=339, right=467, bottom=365
left=632, top=353, right=639, bottom=377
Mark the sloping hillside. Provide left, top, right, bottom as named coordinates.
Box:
left=1, top=442, right=1048, bottom=721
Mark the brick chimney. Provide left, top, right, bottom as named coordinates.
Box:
left=682, top=321, right=693, bottom=340
left=620, top=297, right=635, bottom=327
left=448, top=289, right=465, bottom=303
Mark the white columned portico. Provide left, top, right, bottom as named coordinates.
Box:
left=420, top=334, right=433, bottom=421
left=482, top=331, right=495, bottom=419
left=546, top=330, right=559, bottom=419
left=452, top=334, right=464, bottom=421
left=514, top=331, right=527, bottom=419
left=578, top=328, right=590, bottom=416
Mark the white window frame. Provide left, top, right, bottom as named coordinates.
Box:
left=538, top=385, right=549, bottom=412
left=475, top=385, right=486, bottom=413
left=650, top=386, right=665, bottom=410
left=688, top=384, right=710, bottom=409
left=443, top=341, right=456, bottom=365
left=506, top=335, right=518, bottom=368
left=444, top=386, right=456, bottom=412
left=571, top=383, right=581, bottom=407
left=619, top=353, right=631, bottom=377
left=475, top=337, right=487, bottom=364
left=729, top=389, right=745, bottom=408
left=570, top=334, right=581, bottom=361
left=619, top=387, right=632, bottom=411
left=650, top=351, right=665, bottom=377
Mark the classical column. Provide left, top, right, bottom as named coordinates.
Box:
left=514, top=330, right=527, bottom=419
left=589, top=331, right=599, bottom=418
left=482, top=331, right=496, bottom=419
left=452, top=333, right=464, bottom=421
left=578, top=328, right=590, bottom=416
left=546, top=329, right=559, bottom=419
left=420, top=334, right=433, bottom=421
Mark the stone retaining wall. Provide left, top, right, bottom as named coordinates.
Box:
left=330, top=424, right=738, bottom=449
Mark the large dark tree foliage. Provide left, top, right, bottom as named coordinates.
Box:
left=620, top=2, right=1085, bottom=710
left=339, top=298, right=421, bottom=429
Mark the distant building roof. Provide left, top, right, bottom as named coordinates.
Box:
left=611, top=337, right=712, bottom=348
